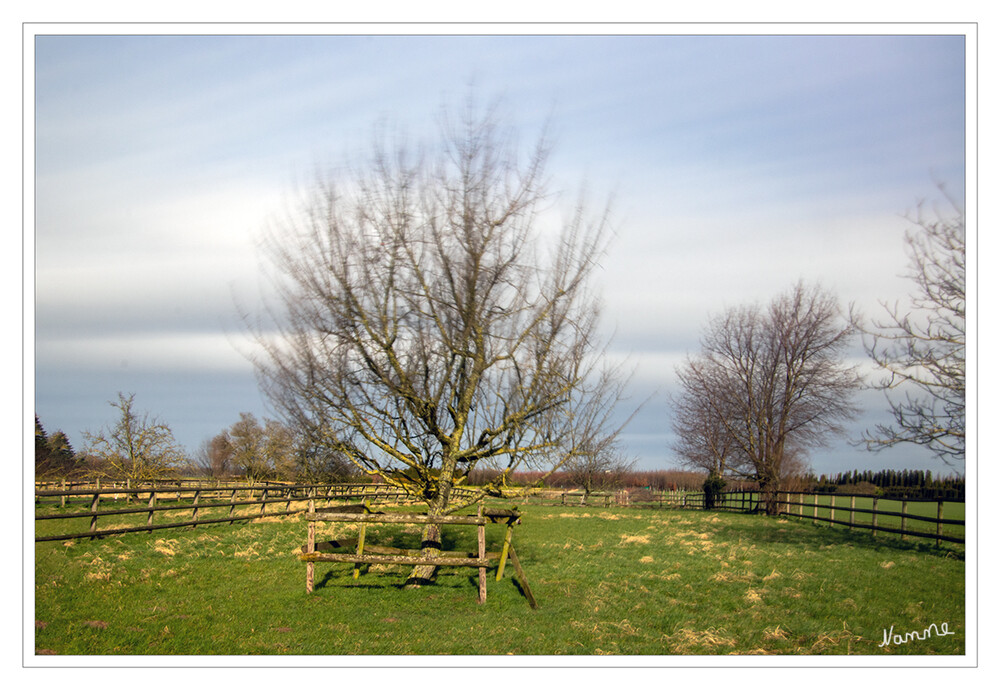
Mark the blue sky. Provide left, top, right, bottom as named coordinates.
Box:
left=29, top=30, right=970, bottom=477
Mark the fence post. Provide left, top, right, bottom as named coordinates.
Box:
left=192, top=490, right=201, bottom=528
left=849, top=495, right=856, bottom=530
left=872, top=496, right=879, bottom=538
left=936, top=500, right=944, bottom=547
left=147, top=491, right=156, bottom=531
left=260, top=488, right=268, bottom=516
left=61, top=479, right=66, bottom=508
left=901, top=499, right=908, bottom=541
left=89, top=491, right=100, bottom=537
left=229, top=488, right=238, bottom=524
left=829, top=494, right=836, bottom=526
left=813, top=493, right=819, bottom=524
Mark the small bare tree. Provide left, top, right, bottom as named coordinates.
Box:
left=251, top=98, right=627, bottom=581
left=83, top=393, right=185, bottom=483
left=670, top=380, right=737, bottom=477
left=672, top=282, right=862, bottom=514
left=225, top=413, right=295, bottom=483
left=854, top=191, right=965, bottom=465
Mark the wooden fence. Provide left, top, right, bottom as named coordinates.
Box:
left=699, top=490, right=964, bottom=546
left=34, top=482, right=474, bottom=543
left=509, top=489, right=696, bottom=508
left=512, top=487, right=964, bottom=546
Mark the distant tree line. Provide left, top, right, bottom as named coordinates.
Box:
left=465, top=468, right=713, bottom=492
left=806, top=468, right=964, bottom=500
left=195, top=411, right=358, bottom=484
left=34, top=394, right=361, bottom=485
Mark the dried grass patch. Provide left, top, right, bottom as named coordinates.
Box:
left=84, top=556, right=113, bottom=581
left=619, top=534, right=651, bottom=545
left=153, top=539, right=179, bottom=557
left=667, top=627, right=737, bottom=653
left=675, top=530, right=711, bottom=540
left=233, top=543, right=261, bottom=559
left=808, top=624, right=864, bottom=653
left=763, top=625, right=788, bottom=640
left=710, top=570, right=753, bottom=583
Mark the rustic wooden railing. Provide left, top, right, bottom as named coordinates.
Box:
left=33, top=482, right=475, bottom=542
left=299, top=503, right=537, bottom=608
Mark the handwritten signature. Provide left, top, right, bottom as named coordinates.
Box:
left=879, top=621, right=955, bottom=648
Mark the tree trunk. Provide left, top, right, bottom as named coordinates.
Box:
left=760, top=471, right=780, bottom=516
left=404, top=521, right=443, bottom=586
left=405, top=468, right=454, bottom=586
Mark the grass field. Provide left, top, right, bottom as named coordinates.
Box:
left=32, top=503, right=965, bottom=656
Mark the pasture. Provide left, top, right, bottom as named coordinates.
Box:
left=33, top=503, right=964, bottom=656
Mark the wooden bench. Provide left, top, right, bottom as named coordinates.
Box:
left=298, top=503, right=537, bottom=608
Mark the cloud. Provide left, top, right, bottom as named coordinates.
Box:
left=36, top=331, right=254, bottom=373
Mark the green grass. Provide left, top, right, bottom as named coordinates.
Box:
left=33, top=504, right=965, bottom=656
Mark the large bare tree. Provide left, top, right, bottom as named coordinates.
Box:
left=672, top=282, right=861, bottom=514
left=855, top=192, right=965, bottom=466
left=251, top=99, right=626, bottom=579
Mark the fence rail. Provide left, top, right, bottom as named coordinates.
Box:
left=508, top=488, right=964, bottom=546
left=33, top=482, right=475, bottom=543
left=35, top=482, right=965, bottom=547
left=700, top=490, right=964, bottom=546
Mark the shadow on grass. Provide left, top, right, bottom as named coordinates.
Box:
left=707, top=511, right=965, bottom=561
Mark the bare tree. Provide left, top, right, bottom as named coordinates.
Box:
left=670, top=381, right=737, bottom=477
left=672, top=282, right=862, bottom=514
left=83, top=393, right=186, bottom=483
left=251, top=97, right=626, bottom=580
left=195, top=432, right=234, bottom=479
left=854, top=192, right=965, bottom=466
left=226, top=413, right=295, bottom=483
left=292, top=427, right=356, bottom=483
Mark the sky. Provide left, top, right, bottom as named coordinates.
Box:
left=28, top=28, right=971, bottom=478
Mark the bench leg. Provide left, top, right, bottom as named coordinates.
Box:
left=496, top=524, right=513, bottom=581
left=477, top=508, right=487, bottom=604
left=306, top=520, right=315, bottom=593
left=354, top=523, right=366, bottom=580
left=508, top=545, right=538, bottom=610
